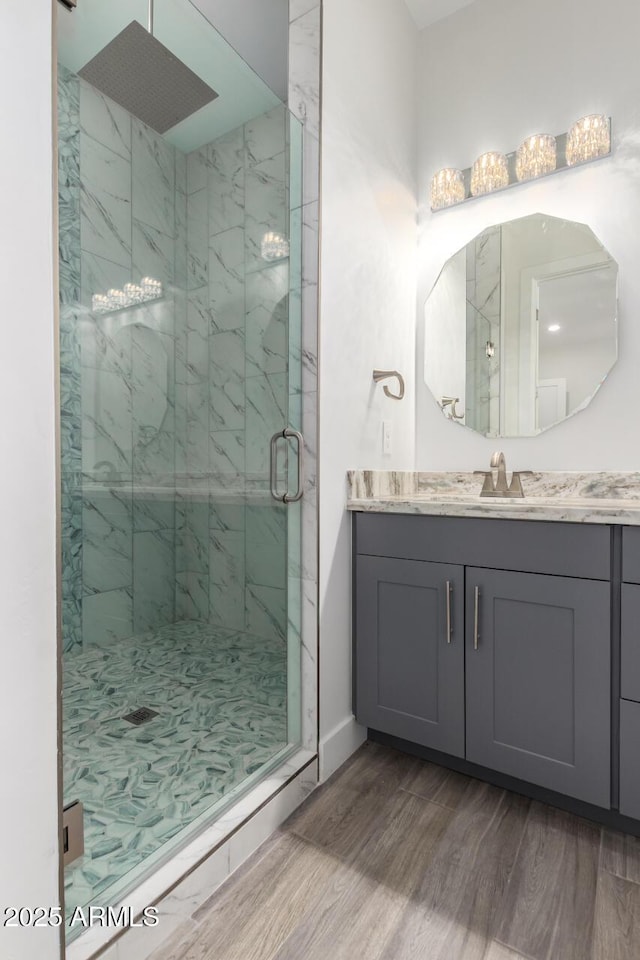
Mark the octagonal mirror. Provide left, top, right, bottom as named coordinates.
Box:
left=424, top=213, right=618, bottom=437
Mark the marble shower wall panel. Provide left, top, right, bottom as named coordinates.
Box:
left=209, top=529, right=246, bottom=631
left=178, top=108, right=293, bottom=636
left=289, top=6, right=321, bottom=141
left=210, top=329, right=246, bottom=432
left=78, top=78, right=133, bottom=648
left=243, top=107, right=289, bottom=642
left=209, top=227, right=245, bottom=333
left=245, top=266, right=290, bottom=381
left=209, top=128, right=245, bottom=236
left=289, top=1, right=321, bottom=753
left=69, top=75, right=186, bottom=648
left=59, top=66, right=83, bottom=654
left=133, top=529, right=176, bottom=633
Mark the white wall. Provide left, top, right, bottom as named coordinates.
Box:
left=416, top=0, right=640, bottom=470
left=0, top=3, right=61, bottom=960
left=319, top=0, right=418, bottom=776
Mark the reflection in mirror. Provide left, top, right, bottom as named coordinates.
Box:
left=424, top=214, right=618, bottom=437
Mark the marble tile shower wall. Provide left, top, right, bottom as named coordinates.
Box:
left=59, top=68, right=185, bottom=652
left=177, top=107, right=292, bottom=641
left=59, top=66, right=83, bottom=654
left=289, top=0, right=321, bottom=754
left=60, top=53, right=317, bottom=671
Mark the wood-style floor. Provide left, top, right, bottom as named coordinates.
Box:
left=149, top=741, right=640, bottom=960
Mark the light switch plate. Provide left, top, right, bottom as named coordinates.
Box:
left=382, top=420, right=392, bottom=456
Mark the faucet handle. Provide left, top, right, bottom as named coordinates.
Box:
left=473, top=470, right=495, bottom=495
left=508, top=470, right=533, bottom=496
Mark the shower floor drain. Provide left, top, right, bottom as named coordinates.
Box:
left=122, top=707, right=159, bottom=726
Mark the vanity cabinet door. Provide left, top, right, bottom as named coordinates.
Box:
left=355, top=556, right=465, bottom=757
left=465, top=568, right=611, bottom=808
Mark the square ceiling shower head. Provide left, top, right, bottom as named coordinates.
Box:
left=78, top=20, right=218, bottom=135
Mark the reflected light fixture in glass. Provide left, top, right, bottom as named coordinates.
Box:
left=91, top=277, right=163, bottom=315
left=430, top=168, right=465, bottom=209
left=261, top=232, right=290, bottom=261
left=516, top=134, right=557, bottom=181
left=470, top=152, right=509, bottom=197
left=566, top=114, right=610, bottom=165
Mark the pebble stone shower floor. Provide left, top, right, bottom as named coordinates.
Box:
left=62, top=621, right=288, bottom=917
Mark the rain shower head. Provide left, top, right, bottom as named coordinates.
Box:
left=78, top=19, right=218, bottom=135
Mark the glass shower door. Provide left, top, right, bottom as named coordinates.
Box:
left=57, top=0, right=303, bottom=937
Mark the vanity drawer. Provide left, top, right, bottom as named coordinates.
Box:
left=623, top=527, right=640, bottom=584
left=621, top=584, right=640, bottom=702
left=620, top=699, right=640, bottom=819
left=354, top=513, right=610, bottom=580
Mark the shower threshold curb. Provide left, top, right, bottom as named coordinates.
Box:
left=65, top=746, right=317, bottom=960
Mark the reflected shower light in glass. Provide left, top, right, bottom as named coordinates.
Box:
left=261, top=231, right=290, bottom=261
left=566, top=114, right=610, bottom=166
left=123, top=282, right=144, bottom=304
left=91, top=277, right=163, bottom=314
left=516, top=134, right=557, bottom=181
left=470, top=151, right=509, bottom=197
left=141, top=276, right=163, bottom=298
left=548, top=324, right=561, bottom=332
left=430, top=167, right=465, bottom=210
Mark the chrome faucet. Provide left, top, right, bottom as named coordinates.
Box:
left=474, top=451, right=532, bottom=498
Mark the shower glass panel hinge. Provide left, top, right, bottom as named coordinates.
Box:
left=57, top=0, right=77, bottom=9
left=62, top=801, right=84, bottom=867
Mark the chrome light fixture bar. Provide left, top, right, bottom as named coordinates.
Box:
left=430, top=114, right=611, bottom=212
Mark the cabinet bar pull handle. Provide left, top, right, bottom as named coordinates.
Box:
left=446, top=580, right=452, bottom=644
left=474, top=586, right=480, bottom=650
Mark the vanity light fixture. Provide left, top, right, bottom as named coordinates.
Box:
left=261, top=231, right=290, bottom=261
left=91, top=276, right=163, bottom=315
left=430, top=115, right=611, bottom=211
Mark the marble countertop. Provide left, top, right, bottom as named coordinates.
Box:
left=347, top=470, right=640, bottom=525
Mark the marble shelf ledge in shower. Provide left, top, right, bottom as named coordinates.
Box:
left=82, top=482, right=276, bottom=505
left=347, top=470, right=640, bottom=526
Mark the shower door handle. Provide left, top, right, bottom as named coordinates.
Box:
left=270, top=428, right=304, bottom=503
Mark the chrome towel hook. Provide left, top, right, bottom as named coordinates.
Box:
left=373, top=369, right=405, bottom=401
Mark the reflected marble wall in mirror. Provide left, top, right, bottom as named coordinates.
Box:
left=424, top=213, right=618, bottom=437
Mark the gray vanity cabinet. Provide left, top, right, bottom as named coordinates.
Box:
left=619, top=529, right=640, bottom=818
left=355, top=556, right=465, bottom=756
left=465, top=567, right=611, bottom=809
left=353, top=512, right=613, bottom=812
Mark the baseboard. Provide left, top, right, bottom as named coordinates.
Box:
left=319, top=715, right=367, bottom=781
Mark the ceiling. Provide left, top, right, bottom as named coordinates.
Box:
left=404, top=0, right=479, bottom=30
